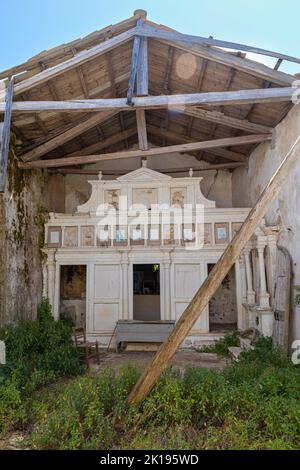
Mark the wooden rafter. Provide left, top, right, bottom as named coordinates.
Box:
left=147, top=125, right=258, bottom=162
left=21, top=110, right=119, bottom=161
left=0, top=28, right=137, bottom=101
left=140, top=32, right=295, bottom=87
left=64, top=127, right=137, bottom=158
left=4, top=87, right=294, bottom=114
left=136, top=110, right=148, bottom=150
left=19, top=133, right=271, bottom=169
left=187, top=57, right=208, bottom=136
left=177, top=107, right=272, bottom=134
left=137, top=23, right=300, bottom=65
left=137, top=36, right=148, bottom=96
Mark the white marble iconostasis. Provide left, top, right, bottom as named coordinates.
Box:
left=42, top=165, right=278, bottom=347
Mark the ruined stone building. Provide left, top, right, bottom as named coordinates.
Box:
left=0, top=10, right=299, bottom=350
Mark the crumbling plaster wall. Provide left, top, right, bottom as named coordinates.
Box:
left=232, top=104, right=300, bottom=341
left=0, top=149, right=48, bottom=326
left=63, top=151, right=233, bottom=213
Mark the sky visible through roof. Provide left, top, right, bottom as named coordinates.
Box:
left=1, top=0, right=299, bottom=75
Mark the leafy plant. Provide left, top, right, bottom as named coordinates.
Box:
left=196, top=331, right=240, bottom=356
left=0, top=299, right=82, bottom=436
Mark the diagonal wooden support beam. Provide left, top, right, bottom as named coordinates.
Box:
left=127, top=35, right=141, bottom=104
left=64, top=127, right=137, bottom=158
left=21, top=110, right=119, bottom=162
left=128, top=133, right=300, bottom=403
left=136, top=24, right=297, bottom=86
left=147, top=125, right=249, bottom=162
left=136, top=23, right=300, bottom=64
left=0, top=77, right=14, bottom=192
left=177, top=107, right=272, bottom=134
left=0, top=28, right=137, bottom=101
left=19, top=133, right=271, bottom=169
left=137, top=36, right=148, bottom=96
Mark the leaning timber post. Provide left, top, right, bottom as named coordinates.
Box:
left=0, top=77, right=14, bottom=192
left=128, top=133, right=300, bottom=404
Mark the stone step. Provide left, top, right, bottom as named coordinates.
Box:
left=240, top=337, right=255, bottom=351
left=228, top=346, right=243, bottom=361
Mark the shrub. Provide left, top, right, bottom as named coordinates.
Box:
left=196, top=331, right=240, bottom=356
left=0, top=299, right=82, bottom=436
left=29, top=364, right=140, bottom=450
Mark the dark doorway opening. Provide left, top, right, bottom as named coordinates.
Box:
left=133, top=264, right=160, bottom=321
left=60, top=265, right=86, bottom=327
left=208, top=263, right=237, bottom=332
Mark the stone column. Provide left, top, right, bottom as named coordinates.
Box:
left=266, top=233, right=278, bottom=304
left=121, top=253, right=129, bottom=320
left=42, top=259, right=48, bottom=298
left=53, top=261, right=60, bottom=321
left=236, top=256, right=247, bottom=330
left=47, top=251, right=56, bottom=314
left=243, top=243, right=256, bottom=305
left=162, top=258, right=171, bottom=321
left=257, top=236, right=270, bottom=308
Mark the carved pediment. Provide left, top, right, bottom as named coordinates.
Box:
left=117, top=164, right=171, bottom=182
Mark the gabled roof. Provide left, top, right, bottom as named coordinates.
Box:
left=1, top=9, right=298, bottom=172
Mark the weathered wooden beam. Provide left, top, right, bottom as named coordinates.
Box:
left=4, top=87, right=294, bottom=114
left=137, top=23, right=300, bottom=65
left=128, top=133, right=300, bottom=403
left=21, top=110, right=119, bottom=162
left=147, top=125, right=248, bottom=162
left=65, top=127, right=137, bottom=157
left=136, top=24, right=297, bottom=85
left=49, top=161, right=245, bottom=175
left=19, top=133, right=271, bottom=169
left=136, top=110, right=148, bottom=150
left=137, top=37, right=148, bottom=96
left=0, top=28, right=137, bottom=101
left=127, top=35, right=141, bottom=104
left=0, top=77, right=14, bottom=192
left=178, top=106, right=272, bottom=134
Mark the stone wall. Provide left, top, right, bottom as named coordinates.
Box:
left=0, top=149, right=48, bottom=326
left=208, top=265, right=237, bottom=326
left=232, top=104, right=300, bottom=341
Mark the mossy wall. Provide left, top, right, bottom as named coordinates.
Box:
left=0, top=146, right=48, bottom=326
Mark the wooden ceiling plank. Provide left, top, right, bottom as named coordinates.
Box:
left=19, top=133, right=271, bottom=169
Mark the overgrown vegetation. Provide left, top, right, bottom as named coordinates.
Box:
left=0, top=299, right=82, bottom=436
left=1, top=313, right=299, bottom=450
left=196, top=331, right=240, bottom=356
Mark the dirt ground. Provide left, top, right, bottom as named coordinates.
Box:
left=91, top=349, right=229, bottom=373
